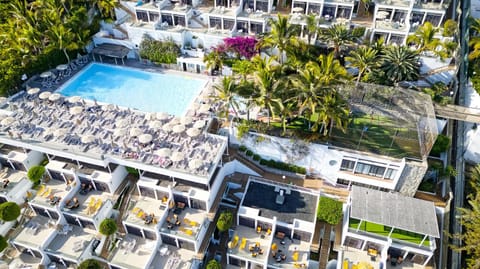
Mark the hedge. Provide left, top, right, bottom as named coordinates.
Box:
left=241, top=147, right=306, bottom=174
left=245, top=150, right=253, bottom=156
left=239, top=145, right=247, bottom=152
left=253, top=154, right=261, bottom=161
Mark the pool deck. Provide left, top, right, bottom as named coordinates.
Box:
left=2, top=59, right=227, bottom=180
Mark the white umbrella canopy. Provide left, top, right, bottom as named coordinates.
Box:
left=81, top=134, right=96, bottom=144
left=149, top=120, right=163, bottom=129
left=156, top=112, right=169, bottom=120
left=116, top=119, right=129, bottom=128
left=69, top=106, right=83, bottom=115
left=169, top=117, right=180, bottom=125
left=27, top=87, right=40, bottom=95
left=102, top=103, right=115, bottom=111
left=180, top=116, right=193, bottom=125
left=186, top=127, right=201, bottom=137
left=138, top=133, right=153, bottom=144
left=172, top=124, right=185, bottom=134
left=155, top=148, right=172, bottom=157
left=189, top=158, right=203, bottom=169
left=39, top=91, right=52, bottom=100
left=113, top=128, right=127, bottom=137
left=170, top=151, right=185, bottom=162
left=199, top=103, right=210, bottom=113
left=1, top=117, right=15, bottom=126
left=145, top=112, right=156, bottom=121
left=130, top=127, right=142, bottom=137
left=48, top=93, right=62, bottom=101
left=193, top=120, right=205, bottom=129
left=162, top=123, right=173, bottom=132
left=53, top=128, right=67, bottom=137
left=68, top=96, right=82, bottom=103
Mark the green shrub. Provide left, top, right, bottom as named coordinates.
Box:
left=206, top=259, right=221, bottom=269
left=99, top=218, right=117, bottom=237
left=246, top=150, right=253, bottom=156
left=237, top=121, right=250, bottom=139
left=0, top=235, right=7, bottom=252
left=139, top=35, right=180, bottom=64
left=431, top=134, right=451, bottom=156
left=253, top=154, right=261, bottom=161
left=259, top=159, right=267, bottom=165
left=238, top=145, right=247, bottom=152
left=216, top=210, right=233, bottom=232
left=78, top=259, right=101, bottom=269
left=317, top=196, right=343, bottom=225
left=27, top=165, right=45, bottom=186
left=0, top=202, right=21, bottom=222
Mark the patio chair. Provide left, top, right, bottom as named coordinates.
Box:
left=42, top=187, right=52, bottom=198
left=239, top=237, right=247, bottom=250
left=37, top=185, right=46, bottom=196
left=88, top=197, right=96, bottom=208
left=132, top=207, right=141, bottom=214
left=94, top=199, right=103, bottom=212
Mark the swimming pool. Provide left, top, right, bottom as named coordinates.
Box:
left=56, top=63, right=206, bottom=115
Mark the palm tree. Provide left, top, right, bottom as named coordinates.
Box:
left=46, top=23, right=78, bottom=63
left=252, top=67, right=283, bottom=125
left=315, top=53, right=350, bottom=85
left=454, top=164, right=480, bottom=268
left=318, top=24, right=358, bottom=58
left=211, top=76, right=241, bottom=120
left=203, top=50, right=225, bottom=73
left=381, top=46, right=420, bottom=84
left=345, top=47, right=379, bottom=87
left=305, top=14, right=318, bottom=45
left=258, top=14, right=298, bottom=64
left=406, top=22, right=442, bottom=55
left=469, top=18, right=480, bottom=60
left=232, top=60, right=253, bottom=82
left=316, top=92, right=350, bottom=136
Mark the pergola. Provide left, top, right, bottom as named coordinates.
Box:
left=91, top=44, right=130, bottom=65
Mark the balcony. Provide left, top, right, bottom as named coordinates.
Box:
left=375, top=20, right=408, bottom=32
left=160, top=206, right=207, bottom=241
left=123, top=196, right=167, bottom=230
left=228, top=225, right=272, bottom=264
left=375, top=0, right=411, bottom=7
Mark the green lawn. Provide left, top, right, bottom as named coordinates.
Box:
left=349, top=218, right=429, bottom=247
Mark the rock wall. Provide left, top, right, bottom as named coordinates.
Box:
left=395, top=160, right=428, bottom=196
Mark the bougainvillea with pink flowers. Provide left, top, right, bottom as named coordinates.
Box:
left=222, top=36, right=258, bottom=59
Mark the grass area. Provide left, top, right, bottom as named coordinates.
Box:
left=349, top=218, right=429, bottom=247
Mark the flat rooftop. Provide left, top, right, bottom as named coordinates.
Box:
left=350, top=186, right=440, bottom=238
left=110, top=234, right=156, bottom=269
left=13, top=215, right=56, bottom=249
left=0, top=87, right=227, bottom=180
left=241, top=180, right=318, bottom=224
left=45, top=225, right=96, bottom=261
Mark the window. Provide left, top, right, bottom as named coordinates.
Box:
left=341, top=159, right=355, bottom=172
left=354, top=162, right=385, bottom=178
left=384, top=168, right=397, bottom=180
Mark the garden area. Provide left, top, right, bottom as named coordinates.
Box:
left=349, top=218, right=430, bottom=247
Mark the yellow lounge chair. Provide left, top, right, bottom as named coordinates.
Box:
left=37, top=185, right=46, bottom=196
left=271, top=243, right=277, bottom=252
left=42, top=187, right=52, bottom=198
left=137, top=210, right=145, bottom=218
left=239, top=238, right=247, bottom=249
left=190, top=220, right=199, bottom=227
left=132, top=207, right=140, bottom=214
left=94, top=199, right=102, bottom=211
left=88, top=197, right=96, bottom=208
left=292, top=251, right=299, bottom=262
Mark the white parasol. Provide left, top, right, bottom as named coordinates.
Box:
left=170, top=151, right=185, bottom=162
left=186, top=127, right=201, bottom=137
left=48, top=93, right=62, bottom=102
left=189, top=158, right=203, bottom=169
left=1, top=117, right=15, bottom=126
left=156, top=112, right=169, bottom=121
left=113, top=128, right=127, bottom=137
left=68, top=96, right=82, bottom=103
left=39, top=91, right=52, bottom=100
left=199, top=103, right=211, bottom=113
left=169, top=117, right=181, bottom=125
left=172, top=124, right=186, bottom=134
left=81, top=134, right=96, bottom=144
left=193, top=120, right=205, bottom=129
left=162, top=123, right=173, bottom=132
left=27, top=88, right=40, bottom=95
left=102, top=104, right=115, bottom=111
left=155, top=148, right=172, bottom=157
left=149, top=120, right=163, bottom=129
left=116, top=119, right=129, bottom=128
left=53, top=128, right=67, bottom=137
left=130, top=127, right=142, bottom=137
left=180, top=116, right=193, bottom=125
left=145, top=113, right=155, bottom=121
left=69, top=106, right=83, bottom=115
left=138, top=133, right=153, bottom=144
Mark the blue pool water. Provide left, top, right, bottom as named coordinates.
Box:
left=57, top=63, right=206, bottom=115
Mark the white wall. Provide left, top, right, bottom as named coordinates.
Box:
left=93, top=200, right=114, bottom=230
left=24, top=151, right=45, bottom=170
left=111, top=165, right=128, bottom=193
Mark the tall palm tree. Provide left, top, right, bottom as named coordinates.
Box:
left=469, top=18, right=480, bottom=60
left=406, top=22, right=442, bottom=55
left=315, top=53, right=350, bottom=85
left=318, top=24, right=358, bottom=58
left=345, top=46, right=379, bottom=87
left=203, top=50, right=225, bottom=73
left=305, top=14, right=318, bottom=45
left=211, top=76, right=241, bottom=120
left=46, top=23, right=78, bottom=62
left=258, top=14, right=298, bottom=64
left=381, top=46, right=420, bottom=84
left=232, top=59, right=253, bottom=82
left=252, top=64, right=282, bottom=125
left=316, top=92, right=350, bottom=136
left=96, top=0, right=118, bottom=19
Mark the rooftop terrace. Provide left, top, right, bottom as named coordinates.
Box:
left=109, top=234, right=157, bottom=269
left=45, top=225, right=96, bottom=261
left=13, top=215, right=56, bottom=249
left=0, top=87, right=227, bottom=180
left=241, top=180, right=318, bottom=224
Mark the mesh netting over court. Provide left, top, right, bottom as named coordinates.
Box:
left=330, top=83, right=438, bottom=160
